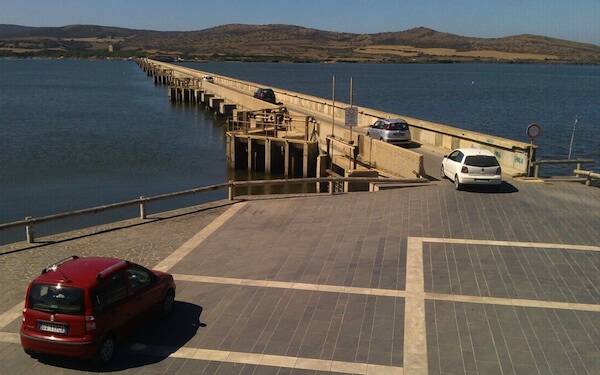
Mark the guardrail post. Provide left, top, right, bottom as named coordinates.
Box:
left=139, top=196, right=146, bottom=219
left=228, top=180, right=235, bottom=200
left=25, top=216, right=34, bottom=243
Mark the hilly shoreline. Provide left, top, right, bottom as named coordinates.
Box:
left=1, top=24, right=599, bottom=64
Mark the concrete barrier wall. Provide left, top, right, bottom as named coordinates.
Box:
left=358, top=135, right=424, bottom=178
left=147, top=59, right=532, bottom=175
left=327, top=127, right=424, bottom=178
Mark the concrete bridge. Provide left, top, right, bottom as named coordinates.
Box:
left=137, top=58, right=535, bottom=183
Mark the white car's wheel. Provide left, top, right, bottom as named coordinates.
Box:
left=454, top=175, right=462, bottom=190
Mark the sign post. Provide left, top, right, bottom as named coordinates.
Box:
left=526, top=123, right=542, bottom=177
left=347, top=77, right=357, bottom=143
left=331, top=75, right=336, bottom=138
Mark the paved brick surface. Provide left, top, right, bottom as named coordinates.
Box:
left=171, top=196, right=408, bottom=291
left=133, top=281, right=404, bottom=367
left=424, top=243, right=600, bottom=304
left=426, top=300, right=600, bottom=375
left=0, top=180, right=598, bottom=374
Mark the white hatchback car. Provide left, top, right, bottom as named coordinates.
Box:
left=441, top=148, right=502, bottom=190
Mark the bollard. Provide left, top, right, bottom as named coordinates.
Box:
left=228, top=181, right=235, bottom=200
left=534, top=164, right=540, bottom=178
left=328, top=181, right=334, bottom=195
left=139, top=196, right=146, bottom=219
left=25, top=216, right=34, bottom=243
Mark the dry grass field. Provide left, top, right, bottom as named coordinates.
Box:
left=356, top=45, right=559, bottom=61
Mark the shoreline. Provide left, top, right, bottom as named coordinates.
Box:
left=1, top=55, right=599, bottom=66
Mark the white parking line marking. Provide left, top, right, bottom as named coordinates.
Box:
left=129, top=343, right=404, bottom=374
left=425, top=292, right=600, bottom=312
left=173, top=274, right=407, bottom=298
left=154, top=202, right=247, bottom=272
left=0, top=303, right=23, bottom=331
left=0, top=333, right=402, bottom=374
left=403, top=237, right=428, bottom=375
left=420, top=237, right=600, bottom=252
left=0, top=332, right=19, bottom=344
left=173, top=273, right=600, bottom=312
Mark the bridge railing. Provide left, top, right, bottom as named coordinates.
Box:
left=0, top=177, right=428, bottom=244
left=532, top=158, right=595, bottom=177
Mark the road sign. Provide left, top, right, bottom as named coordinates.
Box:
left=526, top=123, right=542, bottom=140
left=345, top=106, right=358, bottom=127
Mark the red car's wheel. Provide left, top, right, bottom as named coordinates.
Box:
left=161, top=290, right=175, bottom=318
left=95, top=334, right=115, bottom=365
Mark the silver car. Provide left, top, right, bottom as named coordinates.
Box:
left=367, top=118, right=411, bottom=144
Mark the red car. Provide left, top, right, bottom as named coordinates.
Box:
left=20, top=256, right=176, bottom=364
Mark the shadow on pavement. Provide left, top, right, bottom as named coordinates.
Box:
left=460, top=181, right=519, bottom=194
left=32, top=301, right=205, bottom=372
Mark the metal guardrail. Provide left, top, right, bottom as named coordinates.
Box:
left=574, top=169, right=600, bottom=186
left=532, top=159, right=595, bottom=178
left=0, top=177, right=427, bottom=243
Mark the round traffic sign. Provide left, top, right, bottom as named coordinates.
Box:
left=526, top=123, right=542, bottom=139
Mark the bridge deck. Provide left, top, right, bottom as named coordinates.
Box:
left=0, top=181, right=598, bottom=374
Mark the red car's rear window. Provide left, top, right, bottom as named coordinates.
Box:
left=29, top=284, right=84, bottom=315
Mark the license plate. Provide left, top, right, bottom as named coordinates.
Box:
left=39, top=323, right=67, bottom=334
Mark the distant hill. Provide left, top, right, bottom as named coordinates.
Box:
left=1, top=23, right=599, bottom=63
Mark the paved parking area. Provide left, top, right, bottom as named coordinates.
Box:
left=0, top=181, right=599, bottom=374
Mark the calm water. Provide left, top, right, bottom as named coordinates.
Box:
left=1, top=59, right=599, bottom=243
left=0, top=59, right=229, bottom=243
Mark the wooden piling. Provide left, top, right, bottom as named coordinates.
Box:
left=265, top=139, right=272, bottom=174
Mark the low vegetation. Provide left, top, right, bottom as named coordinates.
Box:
left=1, top=24, right=598, bottom=63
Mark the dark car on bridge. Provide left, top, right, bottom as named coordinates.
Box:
left=20, top=256, right=176, bottom=365
left=254, top=88, right=277, bottom=104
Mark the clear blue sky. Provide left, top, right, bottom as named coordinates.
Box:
left=1, top=0, right=599, bottom=44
